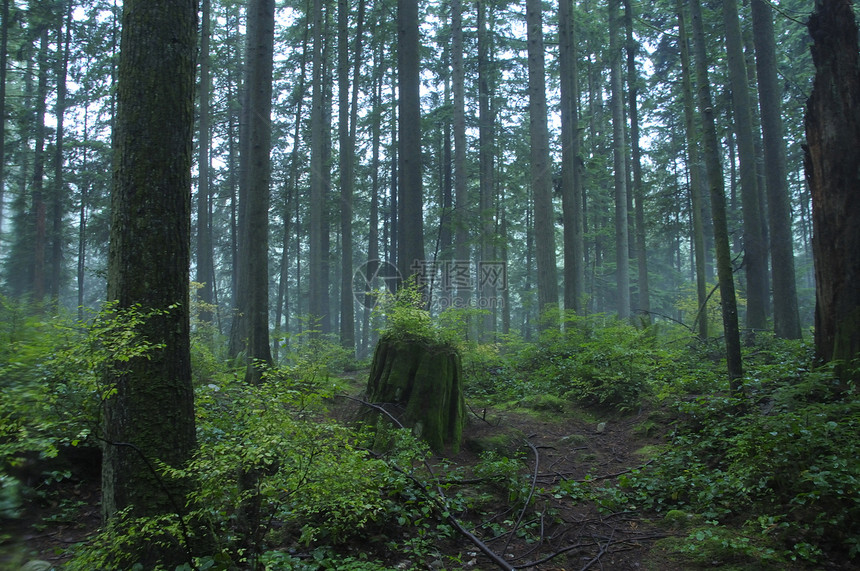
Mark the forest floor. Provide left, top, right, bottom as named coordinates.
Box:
left=1, top=375, right=793, bottom=570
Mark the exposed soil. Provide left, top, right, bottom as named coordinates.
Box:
left=2, top=388, right=683, bottom=570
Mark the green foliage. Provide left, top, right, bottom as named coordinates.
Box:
left=465, top=312, right=692, bottom=413
left=0, top=297, right=166, bottom=475
left=623, top=340, right=860, bottom=563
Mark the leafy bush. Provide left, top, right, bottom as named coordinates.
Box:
left=624, top=347, right=860, bottom=563
left=475, top=312, right=691, bottom=412
left=1, top=298, right=167, bottom=478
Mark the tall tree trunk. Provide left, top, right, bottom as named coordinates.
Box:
left=196, top=0, right=214, bottom=324
left=452, top=0, right=468, bottom=304
left=690, top=0, right=743, bottom=390
left=275, top=13, right=310, bottom=359
left=625, top=0, right=649, bottom=321
left=609, top=0, right=630, bottom=319
left=678, top=1, right=708, bottom=339
left=103, top=2, right=197, bottom=566
left=235, top=0, right=275, bottom=383
left=751, top=0, right=802, bottom=339
left=559, top=0, right=584, bottom=314
left=338, top=0, right=355, bottom=350
left=526, top=0, right=559, bottom=319
left=309, top=0, right=327, bottom=329
left=31, top=27, right=49, bottom=301
left=397, top=0, right=424, bottom=281
left=722, top=0, right=768, bottom=330
left=50, top=4, right=72, bottom=303
left=477, top=1, right=496, bottom=337
left=0, top=0, right=8, bottom=236
left=804, top=0, right=860, bottom=381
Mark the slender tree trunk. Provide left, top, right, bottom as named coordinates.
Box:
left=309, top=0, right=327, bottom=329
left=722, top=0, right=768, bottom=330
left=103, top=3, right=197, bottom=566
left=752, top=0, right=802, bottom=339
left=236, top=0, right=275, bottom=383
left=397, top=0, right=424, bottom=281
left=625, top=0, right=649, bottom=321
left=31, top=28, right=50, bottom=301
left=196, top=0, right=214, bottom=323
left=804, top=0, right=860, bottom=381
left=338, top=0, right=354, bottom=349
left=526, top=0, right=559, bottom=319
left=691, top=0, right=743, bottom=390
left=559, top=0, right=584, bottom=314
left=77, top=110, right=89, bottom=318
left=275, top=12, right=310, bottom=358
left=609, top=0, right=630, bottom=318
left=451, top=0, right=468, bottom=305
left=477, top=1, right=496, bottom=336
left=50, top=4, right=71, bottom=303
left=678, top=2, right=708, bottom=339
left=0, top=0, right=8, bottom=236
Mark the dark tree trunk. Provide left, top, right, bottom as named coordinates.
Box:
left=196, top=0, right=214, bottom=324
left=365, top=337, right=465, bottom=454
left=103, top=1, right=197, bottom=565
left=804, top=0, right=860, bottom=381
left=690, top=0, right=744, bottom=390
left=752, top=0, right=802, bottom=339
left=397, top=0, right=425, bottom=281
left=526, top=0, right=559, bottom=318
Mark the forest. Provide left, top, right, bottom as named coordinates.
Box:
left=1, top=0, right=859, bottom=568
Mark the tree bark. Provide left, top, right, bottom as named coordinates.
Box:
left=0, top=0, right=8, bottom=236
left=478, top=1, right=496, bottom=337
left=233, top=0, right=275, bottom=383
left=804, top=0, right=860, bottom=380
left=309, top=0, right=327, bottom=329
left=452, top=0, right=469, bottom=303
left=678, top=1, right=708, bottom=339
left=196, top=0, right=214, bottom=324
left=625, top=0, right=649, bottom=321
left=526, top=0, right=559, bottom=319
left=559, top=0, right=584, bottom=314
left=751, top=0, right=802, bottom=339
left=103, top=2, right=197, bottom=563
left=609, top=0, right=630, bottom=319
left=397, top=0, right=425, bottom=282
left=365, top=337, right=465, bottom=454
left=690, top=0, right=743, bottom=389
left=722, top=0, right=768, bottom=331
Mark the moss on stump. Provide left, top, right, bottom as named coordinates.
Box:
left=364, top=336, right=465, bottom=454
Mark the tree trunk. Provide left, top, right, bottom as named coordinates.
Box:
left=478, top=1, right=496, bottom=337
left=722, top=0, right=768, bottom=331
left=309, top=0, right=327, bottom=329
left=196, top=0, right=214, bottom=324
left=526, top=0, right=559, bottom=319
left=804, top=0, right=860, bottom=381
left=50, top=4, right=71, bottom=303
left=0, top=0, right=8, bottom=236
left=103, top=1, right=197, bottom=565
left=609, top=0, right=630, bottom=319
left=625, top=0, right=649, bottom=321
left=452, top=0, right=469, bottom=304
left=338, top=0, right=361, bottom=352
left=235, top=0, right=275, bottom=383
left=31, top=27, right=49, bottom=301
left=558, top=0, right=584, bottom=314
left=752, top=0, right=802, bottom=339
left=690, top=0, right=743, bottom=390
left=397, top=0, right=425, bottom=281
left=365, top=337, right=465, bottom=454
left=678, top=1, right=708, bottom=339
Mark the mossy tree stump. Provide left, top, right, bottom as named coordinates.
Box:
left=364, top=336, right=465, bottom=454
